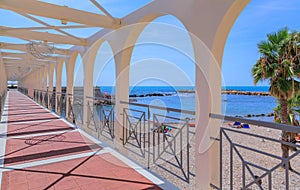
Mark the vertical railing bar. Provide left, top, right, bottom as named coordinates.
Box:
left=122, top=108, right=125, bottom=145
left=180, top=124, right=183, bottom=168
left=139, top=117, right=142, bottom=149
left=126, top=112, right=130, bottom=144
left=268, top=173, right=272, bottom=190
left=153, top=120, right=156, bottom=164
left=285, top=159, right=289, bottom=190
left=242, top=162, right=245, bottom=189
left=147, top=106, right=150, bottom=169
left=112, top=106, right=115, bottom=138
left=230, top=143, right=233, bottom=190
left=163, top=125, right=166, bottom=154
left=174, top=132, right=176, bottom=161
left=157, top=117, right=160, bottom=162
left=220, top=128, right=223, bottom=190
left=186, top=119, right=190, bottom=182
left=143, top=113, right=146, bottom=155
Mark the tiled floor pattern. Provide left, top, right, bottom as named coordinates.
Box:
left=0, top=91, right=163, bottom=190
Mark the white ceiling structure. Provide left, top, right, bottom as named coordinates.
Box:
left=0, top=0, right=150, bottom=81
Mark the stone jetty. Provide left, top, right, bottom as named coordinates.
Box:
left=177, top=90, right=270, bottom=96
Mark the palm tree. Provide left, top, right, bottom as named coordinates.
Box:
left=252, top=28, right=300, bottom=170
left=274, top=94, right=300, bottom=126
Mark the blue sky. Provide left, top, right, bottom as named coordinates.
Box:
left=73, top=0, right=300, bottom=87
left=2, top=0, right=300, bottom=86
left=223, top=0, right=300, bottom=86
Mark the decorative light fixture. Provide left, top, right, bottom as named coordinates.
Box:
left=26, top=40, right=55, bottom=59
left=61, top=19, right=67, bottom=25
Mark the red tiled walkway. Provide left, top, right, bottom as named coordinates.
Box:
left=0, top=91, right=163, bottom=190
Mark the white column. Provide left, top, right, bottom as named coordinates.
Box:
left=55, top=61, right=63, bottom=113
left=113, top=49, right=130, bottom=148
left=82, top=50, right=95, bottom=129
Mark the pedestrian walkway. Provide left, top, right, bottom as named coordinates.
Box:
left=0, top=91, right=174, bottom=190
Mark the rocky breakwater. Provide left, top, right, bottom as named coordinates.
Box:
left=222, top=90, right=270, bottom=96
left=129, top=93, right=174, bottom=98
left=178, top=89, right=270, bottom=96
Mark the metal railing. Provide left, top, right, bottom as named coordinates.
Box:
left=66, top=93, right=76, bottom=124
left=27, top=89, right=300, bottom=189
left=120, top=101, right=194, bottom=183
left=48, top=90, right=56, bottom=112
left=86, top=96, right=115, bottom=140
left=210, top=113, right=300, bottom=190
left=33, top=89, right=49, bottom=108
left=73, top=94, right=84, bottom=126
left=18, top=87, right=28, bottom=95
left=56, top=92, right=66, bottom=117
left=33, top=89, right=55, bottom=112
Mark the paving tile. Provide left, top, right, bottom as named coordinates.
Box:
left=27, top=176, right=50, bottom=189
left=4, top=132, right=101, bottom=165
left=51, top=178, right=78, bottom=190
left=8, top=181, right=29, bottom=190
left=1, top=92, right=162, bottom=190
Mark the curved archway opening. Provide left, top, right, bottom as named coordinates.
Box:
left=93, top=41, right=116, bottom=96
left=89, top=41, right=116, bottom=137
left=60, top=62, right=67, bottom=117
left=53, top=69, right=56, bottom=88
left=46, top=72, right=49, bottom=89
left=130, top=15, right=195, bottom=115
left=50, top=69, right=56, bottom=111
left=62, top=62, right=67, bottom=91
left=73, top=54, right=84, bottom=125
left=41, top=70, right=45, bottom=89
left=127, top=15, right=196, bottom=182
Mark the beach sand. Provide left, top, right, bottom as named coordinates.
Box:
left=81, top=121, right=300, bottom=189
left=145, top=122, right=300, bottom=190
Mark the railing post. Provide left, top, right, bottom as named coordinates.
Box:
left=0, top=95, right=2, bottom=121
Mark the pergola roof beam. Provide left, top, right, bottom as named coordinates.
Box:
left=0, top=0, right=121, bottom=29
left=2, top=58, right=26, bottom=64
left=0, top=25, right=93, bottom=31
left=1, top=52, right=27, bottom=57
left=1, top=52, right=61, bottom=61
left=2, top=57, right=56, bottom=64
left=0, top=26, right=87, bottom=46
left=4, top=61, right=51, bottom=66
left=0, top=42, right=69, bottom=55
left=19, top=13, right=82, bottom=41
left=89, top=0, right=115, bottom=21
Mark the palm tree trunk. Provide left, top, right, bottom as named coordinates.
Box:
left=280, top=98, right=292, bottom=170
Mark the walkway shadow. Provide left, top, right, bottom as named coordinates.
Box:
left=0, top=150, right=161, bottom=190
left=4, top=144, right=101, bottom=165
left=0, top=120, right=69, bottom=137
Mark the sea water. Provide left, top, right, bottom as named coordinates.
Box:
left=98, top=86, right=277, bottom=121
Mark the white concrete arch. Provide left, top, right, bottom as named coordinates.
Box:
left=9, top=1, right=254, bottom=189
left=55, top=59, right=64, bottom=93
left=81, top=41, right=105, bottom=128
left=122, top=2, right=251, bottom=189
left=42, top=66, right=49, bottom=90
left=66, top=51, right=79, bottom=95
left=46, top=68, right=49, bottom=89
